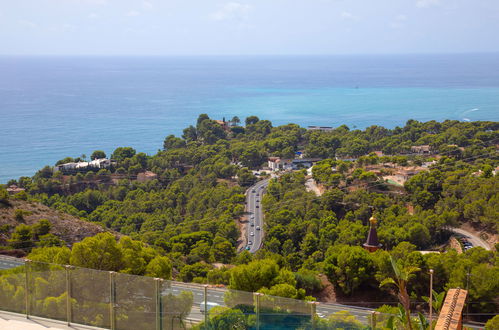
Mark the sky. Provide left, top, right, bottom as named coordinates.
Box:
left=1, top=0, right=499, bottom=55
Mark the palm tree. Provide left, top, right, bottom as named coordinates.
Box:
left=380, top=256, right=420, bottom=330
left=231, top=116, right=241, bottom=126
left=423, top=290, right=445, bottom=315
left=423, top=290, right=445, bottom=329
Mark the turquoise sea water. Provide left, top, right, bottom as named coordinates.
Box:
left=1, top=54, right=499, bottom=183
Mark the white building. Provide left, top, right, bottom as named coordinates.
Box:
left=54, top=162, right=78, bottom=172
left=268, top=157, right=293, bottom=171
left=55, top=158, right=114, bottom=172
left=307, top=126, right=333, bottom=131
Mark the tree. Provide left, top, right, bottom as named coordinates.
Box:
left=9, top=224, right=33, bottom=249
left=197, top=119, right=226, bottom=144
left=240, top=145, right=264, bottom=168
left=35, top=166, right=53, bottom=179
left=32, top=219, right=51, bottom=239
left=0, top=187, right=9, bottom=202
left=237, top=169, right=256, bottom=187
left=295, top=269, right=322, bottom=293
left=321, top=189, right=345, bottom=212
left=163, top=135, right=186, bottom=150
left=163, top=291, right=194, bottom=329
left=111, top=147, right=136, bottom=162
left=119, top=236, right=156, bottom=275
left=70, top=233, right=124, bottom=271
left=55, top=157, right=75, bottom=165
left=317, top=311, right=364, bottom=330
left=300, top=233, right=319, bottom=256
left=323, top=245, right=374, bottom=295
left=231, top=116, right=241, bottom=126
left=379, top=256, right=420, bottom=330
left=197, top=114, right=210, bottom=128
left=146, top=256, right=172, bottom=279
left=182, top=125, right=197, bottom=141
left=423, top=290, right=445, bottom=316
left=210, top=236, right=236, bottom=263
left=245, top=116, right=259, bottom=126
left=28, top=246, right=71, bottom=264
left=179, top=262, right=212, bottom=282
left=37, top=234, right=64, bottom=247
left=199, top=307, right=248, bottom=330
left=90, top=150, right=106, bottom=160
left=258, top=283, right=304, bottom=299
left=229, top=259, right=280, bottom=292
left=485, top=315, right=499, bottom=330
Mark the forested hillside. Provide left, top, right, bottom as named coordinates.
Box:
left=1, top=115, right=497, bottom=323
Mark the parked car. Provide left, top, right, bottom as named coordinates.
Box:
left=200, top=302, right=219, bottom=313
left=256, top=205, right=259, bottom=208
left=250, top=232, right=254, bottom=236
left=256, top=226, right=260, bottom=230
left=248, top=241, right=253, bottom=245
left=250, top=222, right=254, bottom=227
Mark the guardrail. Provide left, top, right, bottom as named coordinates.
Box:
left=0, top=259, right=390, bottom=329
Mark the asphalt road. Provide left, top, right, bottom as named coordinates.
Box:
left=448, top=227, right=491, bottom=250
left=245, top=179, right=269, bottom=253
left=0, top=255, right=25, bottom=270
left=169, top=281, right=374, bottom=325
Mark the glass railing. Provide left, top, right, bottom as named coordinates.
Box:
left=0, top=257, right=388, bottom=329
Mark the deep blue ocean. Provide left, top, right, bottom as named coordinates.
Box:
left=1, top=54, right=499, bottom=183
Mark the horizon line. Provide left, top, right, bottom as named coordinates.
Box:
left=1, top=51, right=499, bottom=58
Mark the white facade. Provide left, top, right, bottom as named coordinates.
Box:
left=55, top=158, right=113, bottom=172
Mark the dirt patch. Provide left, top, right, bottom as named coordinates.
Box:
left=0, top=200, right=117, bottom=246
left=449, top=236, right=463, bottom=254
left=236, top=216, right=248, bottom=251
left=315, top=274, right=336, bottom=303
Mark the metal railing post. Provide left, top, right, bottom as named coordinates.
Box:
left=65, top=265, right=73, bottom=326
left=109, top=271, right=116, bottom=330
left=254, top=292, right=261, bottom=330
left=24, top=259, right=31, bottom=319
left=310, top=301, right=318, bottom=329
left=203, top=285, right=208, bottom=324
left=155, top=278, right=162, bottom=330
left=370, top=311, right=378, bottom=329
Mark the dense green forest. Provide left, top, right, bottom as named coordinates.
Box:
left=1, top=115, right=498, bottom=326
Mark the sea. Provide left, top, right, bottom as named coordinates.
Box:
left=1, top=53, right=499, bottom=183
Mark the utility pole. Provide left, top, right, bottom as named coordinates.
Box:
left=466, top=272, right=471, bottom=320
left=429, top=269, right=434, bottom=326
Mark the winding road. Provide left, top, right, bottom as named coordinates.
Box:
left=245, top=179, right=269, bottom=254
left=448, top=227, right=491, bottom=250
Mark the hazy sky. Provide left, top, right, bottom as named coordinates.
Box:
left=2, top=0, right=499, bottom=55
